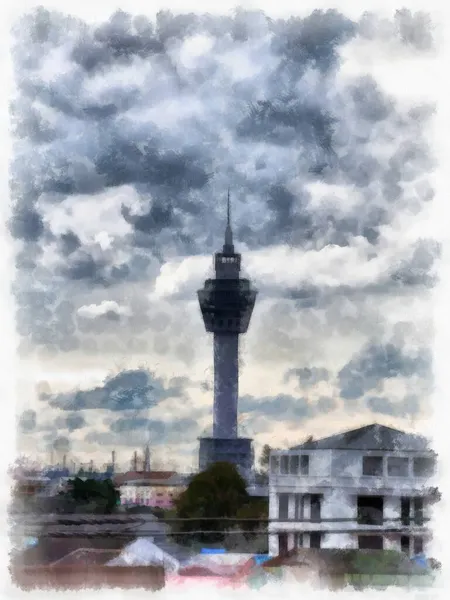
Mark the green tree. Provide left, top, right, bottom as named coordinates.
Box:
left=259, top=444, right=271, bottom=473
left=172, top=462, right=250, bottom=545
left=61, top=478, right=120, bottom=514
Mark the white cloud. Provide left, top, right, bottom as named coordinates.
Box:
left=77, top=300, right=132, bottom=319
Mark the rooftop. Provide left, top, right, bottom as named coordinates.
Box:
left=114, top=471, right=179, bottom=486
left=291, top=424, right=431, bottom=452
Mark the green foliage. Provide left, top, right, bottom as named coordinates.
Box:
left=350, top=550, right=407, bottom=575
left=62, top=478, right=120, bottom=514
left=259, top=445, right=271, bottom=470
left=171, top=461, right=250, bottom=545
left=236, top=498, right=268, bottom=539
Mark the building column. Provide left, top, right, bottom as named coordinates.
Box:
left=304, top=494, right=311, bottom=520
left=287, top=494, right=296, bottom=551
left=268, top=487, right=279, bottom=556
left=384, top=496, right=401, bottom=550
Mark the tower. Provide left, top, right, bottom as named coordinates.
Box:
left=197, top=191, right=257, bottom=477
left=143, top=444, right=151, bottom=472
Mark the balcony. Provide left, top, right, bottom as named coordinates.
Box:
left=269, top=474, right=431, bottom=496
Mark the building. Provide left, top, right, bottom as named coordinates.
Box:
left=197, top=192, right=257, bottom=476
left=268, top=424, right=437, bottom=557
left=114, top=471, right=186, bottom=509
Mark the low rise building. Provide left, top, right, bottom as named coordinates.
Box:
left=114, top=471, right=186, bottom=509
left=268, top=424, right=437, bottom=557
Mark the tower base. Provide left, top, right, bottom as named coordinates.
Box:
left=198, top=437, right=254, bottom=480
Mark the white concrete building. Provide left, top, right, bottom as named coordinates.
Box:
left=268, top=424, right=437, bottom=557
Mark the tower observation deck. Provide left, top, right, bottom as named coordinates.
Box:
left=197, top=192, right=257, bottom=477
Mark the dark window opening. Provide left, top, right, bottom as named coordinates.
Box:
left=413, top=457, right=435, bottom=477
left=300, top=455, right=309, bottom=475
left=387, top=456, right=409, bottom=477
left=401, top=535, right=410, bottom=554
left=290, top=455, right=299, bottom=474
left=358, top=535, right=383, bottom=550
left=357, top=496, right=384, bottom=525
left=310, top=532, right=321, bottom=549
left=279, top=493, right=289, bottom=520
left=310, top=494, right=322, bottom=523
left=278, top=533, right=289, bottom=556
left=413, top=497, right=424, bottom=526
left=280, top=455, right=289, bottom=475
left=295, top=533, right=304, bottom=548
left=362, top=456, right=383, bottom=476
left=413, top=536, right=424, bottom=555
left=401, top=497, right=411, bottom=526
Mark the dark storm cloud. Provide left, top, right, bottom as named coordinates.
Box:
left=59, top=231, right=82, bottom=257
left=84, top=415, right=198, bottom=446
left=65, top=412, right=86, bottom=431
left=18, top=409, right=37, bottom=433
left=9, top=207, right=44, bottom=242
left=366, top=393, right=422, bottom=417
left=390, top=238, right=440, bottom=288
left=40, top=368, right=183, bottom=411
left=284, top=367, right=330, bottom=388
left=10, top=7, right=436, bottom=353
left=316, top=396, right=336, bottom=412
left=338, top=343, right=431, bottom=401
left=52, top=436, right=71, bottom=453
left=240, top=393, right=335, bottom=421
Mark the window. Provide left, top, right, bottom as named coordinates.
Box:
left=278, top=494, right=289, bottom=520
left=280, top=455, right=289, bottom=475
left=401, top=498, right=411, bottom=526
left=278, top=533, right=288, bottom=556
left=310, top=495, right=322, bottom=523
left=413, top=497, right=424, bottom=526
left=290, top=455, right=299, bottom=474
left=387, top=456, right=409, bottom=477
left=358, top=535, right=383, bottom=550
left=401, top=535, right=410, bottom=554
left=413, top=536, right=424, bottom=555
left=300, top=455, right=310, bottom=475
left=362, top=456, right=383, bottom=476
left=295, top=533, right=304, bottom=548
left=310, top=533, right=321, bottom=549
left=413, top=457, right=435, bottom=477
left=357, top=496, right=383, bottom=526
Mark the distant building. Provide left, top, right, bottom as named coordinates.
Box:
left=268, top=424, right=437, bottom=557
left=114, top=471, right=186, bottom=509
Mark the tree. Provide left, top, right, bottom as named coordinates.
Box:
left=171, top=462, right=250, bottom=545
left=259, top=444, right=271, bottom=473
left=60, top=478, right=120, bottom=514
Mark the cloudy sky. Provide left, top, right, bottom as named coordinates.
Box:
left=10, top=5, right=438, bottom=472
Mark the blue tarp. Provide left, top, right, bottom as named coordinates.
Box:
left=412, top=554, right=429, bottom=569
left=253, top=555, right=270, bottom=565
left=200, top=548, right=226, bottom=554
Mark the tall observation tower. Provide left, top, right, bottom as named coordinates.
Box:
left=197, top=192, right=257, bottom=477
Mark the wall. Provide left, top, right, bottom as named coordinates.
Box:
left=120, top=485, right=183, bottom=508
left=12, top=565, right=165, bottom=590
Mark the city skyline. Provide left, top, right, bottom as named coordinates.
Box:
left=12, top=7, right=436, bottom=471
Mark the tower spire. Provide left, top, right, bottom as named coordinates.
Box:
left=224, top=188, right=234, bottom=252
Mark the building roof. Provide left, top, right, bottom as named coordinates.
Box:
left=291, top=424, right=431, bottom=452
left=114, top=471, right=178, bottom=486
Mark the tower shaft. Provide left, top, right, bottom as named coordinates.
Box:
left=213, top=333, right=239, bottom=438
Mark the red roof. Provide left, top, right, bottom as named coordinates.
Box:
left=114, top=471, right=177, bottom=486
